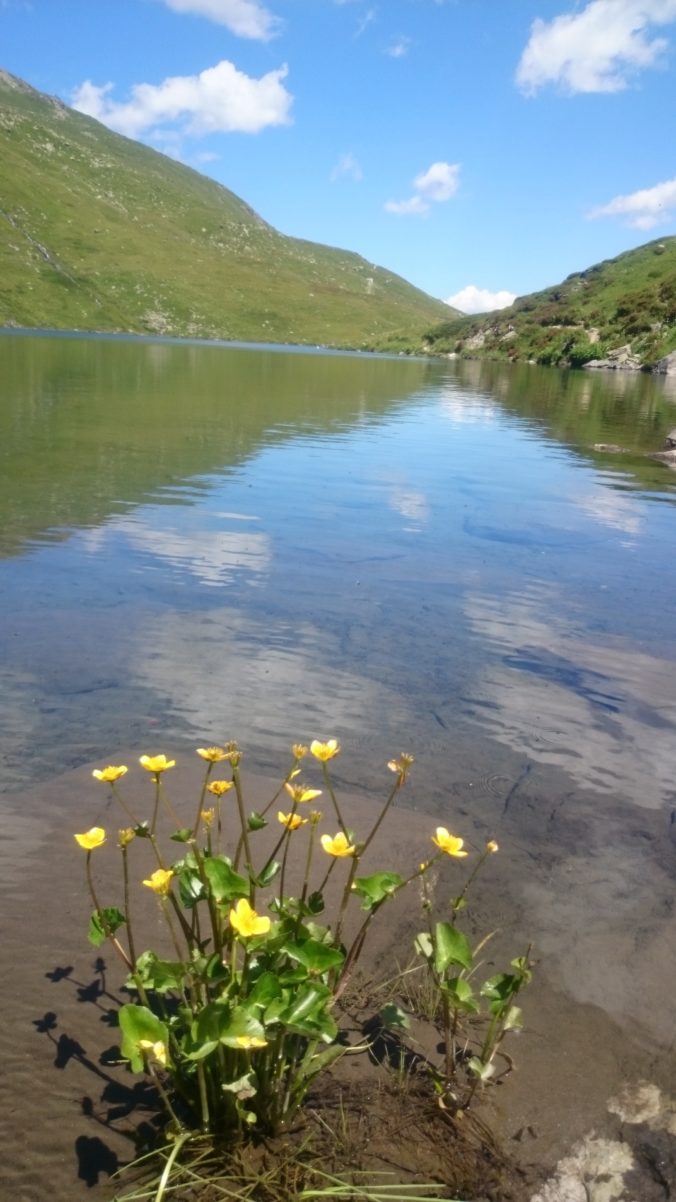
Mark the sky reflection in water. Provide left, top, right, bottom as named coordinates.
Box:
left=1, top=334, right=675, bottom=813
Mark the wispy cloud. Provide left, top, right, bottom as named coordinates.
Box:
left=161, top=0, right=281, bottom=40
left=445, top=285, right=516, bottom=314
left=385, top=160, right=460, bottom=216
left=72, top=61, right=292, bottom=139
left=588, top=177, right=676, bottom=229
left=355, top=7, right=377, bottom=37
left=516, top=0, right=676, bottom=95
left=384, top=36, right=412, bottom=58
left=330, top=152, right=363, bottom=182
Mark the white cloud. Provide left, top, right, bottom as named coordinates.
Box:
left=588, top=176, right=676, bottom=229
left=445, top=284, right=517, bottom=314
left=330, top=152, right=363, bottom=182
left=385, top=36, right=412, bottom=58
left=516, top=0, right=676, bottom=95
left=414, top=161, right=460, bottom=202
left=384, top=195, right=430, bottom=216
left=162, top=0, right=281, bottom=40
left=385, top=160, right=460, bottom=216
left=72, top=61, right=292, bottom=139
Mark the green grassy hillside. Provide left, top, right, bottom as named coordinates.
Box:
left=424, top=237, right=676, bottom=369
left=0, top=69, right=450, bottom=349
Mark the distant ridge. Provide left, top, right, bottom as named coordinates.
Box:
left=424, top=237, right=676, bottom=371
left=0, top=69, right=451, bottom=349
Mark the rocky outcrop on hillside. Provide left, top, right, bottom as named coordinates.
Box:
left=584, top=345, right=643, bottom=372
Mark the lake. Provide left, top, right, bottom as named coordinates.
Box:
left=2, top=331, right=675, bottom=809
left=2, top=330, right=676, bottom=1195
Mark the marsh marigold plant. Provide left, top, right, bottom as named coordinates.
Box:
left=78, top=740, right=529, bottom=1149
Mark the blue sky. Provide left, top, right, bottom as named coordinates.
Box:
left=2, top=0, right=676, bottom=311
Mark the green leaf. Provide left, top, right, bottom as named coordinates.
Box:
left=442, top=977, right=479, bottom=1014
left=202, top=857, right=249, bottom=903
left=353, top=871, right=404, bottom=911
left=307, top=891, right=325, bottom=915
left=297, top=1043, right=344, bottom=1082
left=184, top=1039, right=219, bottom=1061
left=118, top=1004, right=168, bottom=1074
left=380, top=1002, right=411, bottom=1031
left=194, top=1001, right=231, bottom=1046
left=247, top=812, right=267, bottom=831
left=284, top=938, right=344, bottom=975
left=218, top=1006, right=266, bottom=1049
left=247, top=971, right=282, bottom=1010
left=503, top=1005, right=523, bottom=1031
left=88, top=907, right=126, bottom=948
left=133, top=822, right=151, bottom=839
left=434, top=923, right=473, bottom=975
left=170, top=827, right=193, bottom=843
left=414, top=931, right=433, bottom=961
left=481, top=973, right=519, bottom=1003
left=134, top=950, right=186, bottom=994
left=177, top=868, right=205, bottom=907
left=280, top=982, right=332, bottom=1028
left=256, top=860, right=280, bottom=887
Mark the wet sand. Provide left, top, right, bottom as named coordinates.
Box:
left=1, top=754, right=675, bottom=1201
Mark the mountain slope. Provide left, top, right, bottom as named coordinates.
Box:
left=0, top=69, right=450, bottom=348
left=424, top=237, right=676, bottom=369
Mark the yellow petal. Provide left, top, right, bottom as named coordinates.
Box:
left=236, top=1034, right=268, bottom=1049
left=139, top=754, right=176, bottom=774
left=431, top=827, right=468, bottom=858
left=310, top=739, right=340, bottom=762
left=284, top=782, right=322, bottom=804
left=92, top=765, right=128, bottom=783
left=74, top=827, right=106, bottom=850
left=143, top=868, right=174, bottom=895
left=320, top=831, right=355, bottom=857
left=229, top=898, right=271, bottom=938
left=196, top=746, right=229, bottom=763
left=277, top=810, right=307, bottom=831
left=207, top=779, right=234, bottom=796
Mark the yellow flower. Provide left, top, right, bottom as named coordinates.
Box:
left=310, top=739, right=340, bottom=762
left=201, top=807, right=216, bottom=828
left=74, top=827, right=106, bottom=851
left=92, top=765, right=128, bottom=783
left=486, top=839, right=499, bottom=855
left=320, top=831, right=355, bottom=858
left=118, top=827, right=136, bottom=847
left=197, top=746, right=229, bottom=763
left=143, top=868, right=174, bottom=896
left=138, top=1039, right=169, bottom=1067
left=139, top=754, right=176, bottom=774
left=292, top=743, right=309, bottom=760
left=236, top=1034, right=268, bottom=1049
left=284, top=782, right=322, bottom=804
left=431, top=828, right=468, bottom=858
left=229, top=898, right=271, bottom=938
left=277, top=810, right=308, bottom=831
left=207, top=779, right=234, bottom=797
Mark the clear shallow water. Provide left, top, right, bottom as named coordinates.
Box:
left=2, top=331, right=676, bottom=812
